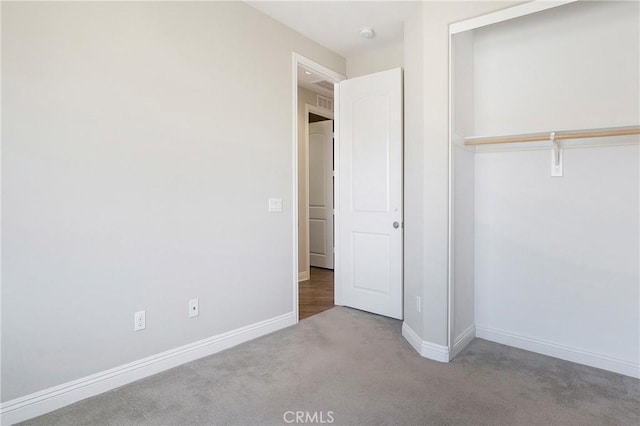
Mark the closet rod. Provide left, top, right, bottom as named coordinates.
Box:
left=464, top=125, right=640, bottom=146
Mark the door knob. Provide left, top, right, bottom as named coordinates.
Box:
left=393, top=221, right=400, bottom=229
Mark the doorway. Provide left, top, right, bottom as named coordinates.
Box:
left=292, top=54, right=404, bottom=323
left=296, top=61, right=337, bottom=320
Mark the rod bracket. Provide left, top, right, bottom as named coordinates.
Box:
left=550, top=131, right=563, bottom=177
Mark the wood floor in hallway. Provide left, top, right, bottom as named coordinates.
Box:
left=298, top=267, right=334, bottom=320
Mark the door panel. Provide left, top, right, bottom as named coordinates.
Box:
left=353, top=232, right=390, bottom=295
left=338, top=68, right=403, bottom=319
left=353, top=96, right=390, bottom=213
left=309, top=120, right=334, bottom=269
left=309, top=219, right=326, bottom=255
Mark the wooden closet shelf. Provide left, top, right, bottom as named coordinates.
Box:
left=464, top=125, right=640, bottom=146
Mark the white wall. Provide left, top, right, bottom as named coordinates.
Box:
left=451, top=31, right=476, bottom=344
left=401, top=1, right=521, bottom=351
left=471, top=1, right=640, bottom=372
left=1, top=1, right=344, bottom=402
left=473, top=1, right=639, bottom=135
left=346, top=42, right=403, bottom=79
left=402, top=5, right=425, bottom=338
left=475, top=145, right=639, bottom=368
left=418, top=1, right=518, bottom=347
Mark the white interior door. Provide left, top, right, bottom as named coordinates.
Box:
left=337, top=68, right=403, bottom=320
left=309, top=119, right=334, bottom=269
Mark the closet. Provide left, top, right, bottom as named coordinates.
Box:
left=449, top=1, right=639, bottom=377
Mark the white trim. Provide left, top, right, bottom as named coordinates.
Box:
left=476, top=326, right=640, bottom=379
left=0, top=312, right=296, bottom=425
left=450, top=324, right=476, bottom=360
left=333, top=82, right=342, bottom=306
left=305, top=105, right=334, bottom=120
left=421, top=340, right=450, bottom=363
left=0, top=1, right=3, bottom=415
left=295, top=54, right=345, bottom=85
left=402, top=321, right=423, bottom=354
left=292, top=53, right=345, bottom=316
left=292, top=54, right=300, bottom=324
left=298, top=271, right=310, bottom=282
left=402, top=322, right=450, bottom=363
left=447, top=27, right=455, bottom=352
left=449, top=1, right=578, bottom=35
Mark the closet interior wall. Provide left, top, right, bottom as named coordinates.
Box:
left=450, top=1, right=639, bottom=377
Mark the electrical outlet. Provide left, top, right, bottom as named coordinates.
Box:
left=416, top=296, right=422, bottom=313
left=134, top=310, right=146, bottom=331
left=189, top=298, right=199, bottom=318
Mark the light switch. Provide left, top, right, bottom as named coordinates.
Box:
left=268, top=198, right=283, bottom=212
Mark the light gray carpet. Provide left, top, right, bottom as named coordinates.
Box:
left=20, top=307, right=640, bottom=425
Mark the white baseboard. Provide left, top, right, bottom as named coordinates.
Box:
left=401, top=321, right=423, bottom=354
left=0, top=312, right=296, bottom=425
left=476, top=325, right=640, bottom=379
left=450, top=325, right=476, bottom=360
left=402, top=322, right=450, bottom=363
left=298, top=271, right=310, bottom=282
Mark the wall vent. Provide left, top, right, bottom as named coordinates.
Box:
left=316, top=95, right=333, bottom=111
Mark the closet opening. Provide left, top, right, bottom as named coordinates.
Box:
left=448, top=0, right=640, bottom=375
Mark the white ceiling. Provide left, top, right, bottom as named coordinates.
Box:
left=246, top=1, right=419, bottom=58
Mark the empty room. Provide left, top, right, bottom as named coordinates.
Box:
left=1, top=1, right=638, bottom=425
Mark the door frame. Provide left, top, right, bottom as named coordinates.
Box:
left=304, top=105, right=334, bottom=272
left=292, top=53, right=345, bottom=322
